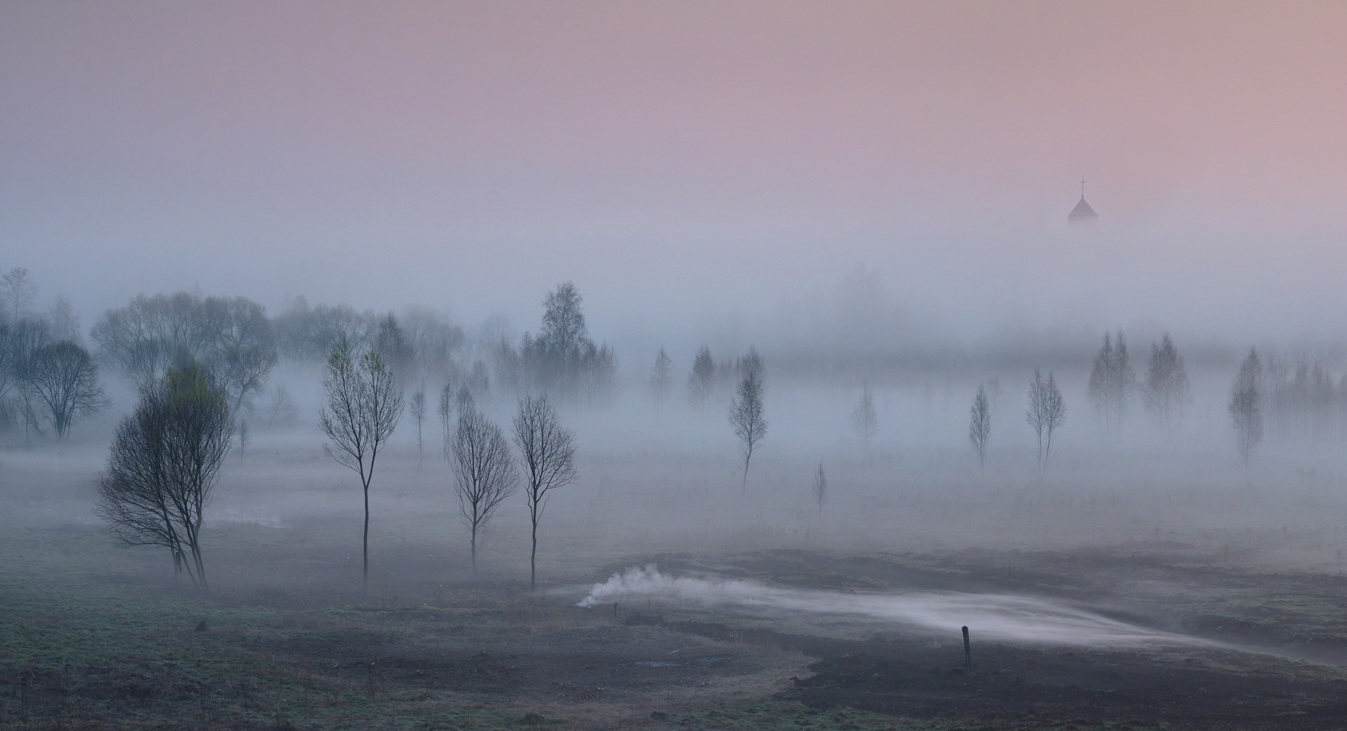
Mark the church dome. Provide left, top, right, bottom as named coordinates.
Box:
left=1068, top=196, right=1098, bottom=223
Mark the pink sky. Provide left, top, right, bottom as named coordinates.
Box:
left=3, top=1, right=1347, bottom=344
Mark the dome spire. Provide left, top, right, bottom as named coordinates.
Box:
left=1068, top=177, right=1098, bottom=224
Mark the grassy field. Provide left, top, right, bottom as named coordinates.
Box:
left=7, top=413, right=1347, bottom=729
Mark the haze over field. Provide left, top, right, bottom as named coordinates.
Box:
left=5, top=1, right=1347, bottom=352
left=10, top=5, right=1347, bottom=728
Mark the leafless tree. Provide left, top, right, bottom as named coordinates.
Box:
left=729, top=347, right=767, bottom=489
left=92, top=293, right=277, bottom=403
left=410, top=385, right=426, bottom=466
left=273, top=298, right=375, bottom=360
left=811, top=461, right=827, bottom=512
left=687, top=345, right=715, bottom=407
left=1144, top=333, right=1190, bottom=430
left=8, top=318, right=52, bottom=441
left=1026, top=368, right=1065, bottom=476
left=92, top=292, right=212, bottom=390
left=260, top=383, right=298, bottom=427
left=437, top=381, right=455, bottom=443
left=513, top=393, right=576, bottom=591
left=97, top=360, right=233, bottom=591
left=2, top=267, right=38, bottom=321
left=851, top=380, right=877, bottom=442
left=319, top=342, right=404, bottom=589
left=969, top=384, right=991, bottom=473
left=374, top=313, right=415, bottom=384
left=1229, top=348, right=1263, bottom=473
left=650, top=347, right=673, bottom=404
left=236, top=418, right=249, bottom=461
left=447, top=396, right=518, bottom=575
left=1087, top=331, right=1135, bottom=434
left=400, top=305, right=466, bottom=382
left=24, top=341, right=109, bottom=440
left=0, top=323, right=14, bottom=406
left=207, top=296, right=278, bottom=413
left=48, top=296, right=81, bottom=344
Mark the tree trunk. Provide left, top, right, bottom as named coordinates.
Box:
left=362, top=483, right=370, bottom=591
left=530, top=512, right=539, bottom=591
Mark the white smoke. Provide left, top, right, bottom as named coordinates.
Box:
left=578, top=564, right=1201, bottom=647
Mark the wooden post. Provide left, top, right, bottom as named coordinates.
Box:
left=962, top=626, right=971, bottom=671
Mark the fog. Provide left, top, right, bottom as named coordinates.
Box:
left=5, top=4, right=1347, bottom=726
left=5, top=2, right=1347, bottom=349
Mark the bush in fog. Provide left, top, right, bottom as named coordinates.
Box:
left=1087, top=331, right=1135, bottom=433
left=969, top=385, right=991, bottom=473
left=448, top=391, right=518, bottom=575
left=513, top=393, right=576, bottom=590
left=22, top=340, right=108, bottom=440
left=1143, top=333, right=1190, bottom=430
left=729, top=347, right=767, bottom=489
left=1026, top=368, right=1065, bottom=476
left=319, top=342, right=404, bottom=589
left=97, top=358, right=233, bottom=591
left=1229, top=348, right=1264, bottom=472
left=687, top=345, right=716, bottom=407
left=851, top=380, right=877, bottom=442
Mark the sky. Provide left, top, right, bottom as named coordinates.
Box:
left=4, top=1, right=1347, bottom=351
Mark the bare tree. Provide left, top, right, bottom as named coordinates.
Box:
left=97, top=360, right=233, bottom=591
left=1087, top=331, right=1135, bottom=434
left=8, top=318, right=52, bottom=442
left=513, top=393, right=577, bottom=591
left=650, top=347, right=673, bottom=404
left=92, top=292, right=277, bottom=402
left=319, top=342, right=404, bottom=589
left=448, top=396, right=518, bottom=575
left=2, top=267, right=38, bottom=321
left=1229, top=348, right=1263, bottom=473
left=1144, top=333, right=1190, bottom=430
left=1026, top=368, right=1065, bottom=476
left=851, top=380, right=877, bottom=442
left=969, top=384, right=991, bottom=473
left=811, top=461, right=827, bottom=512
left=374, top=313, right=415, bottom=384
left=208, top=296, right=278, bottom=413
left=260, top=383, right=298, bottom=427
left=0, top=323, right=14, bottom=406
left=24, top=341, right=109, bottom=440
left=410, top=385, right=426, bottom=467
left=48, top=296, right=81, bottom=344
left=687, top=345, right=715, bottom=407
left=236, top=418, right=249, bottom=461
left=729, top=347, right=767, bottom=489
left=437, top=381, right=455, bottom=443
